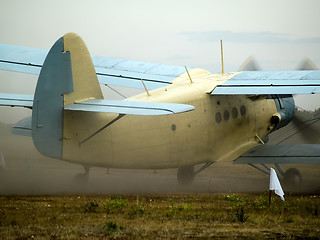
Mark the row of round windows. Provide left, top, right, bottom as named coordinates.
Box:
left=215, top=105, right=247, bottom=123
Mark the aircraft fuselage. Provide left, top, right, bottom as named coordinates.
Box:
left=62, top=70, right=278, bottom=169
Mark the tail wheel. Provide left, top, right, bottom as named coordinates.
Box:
left=177, top=165, right=195, bottom=185
left=284, top=168, right=302, bottom=188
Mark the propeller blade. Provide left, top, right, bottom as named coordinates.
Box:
left=269, top=109, right=320, bottom=145
left=296, top=57, right=318, bottom=70
left=238, top=56, right=261, bottom=71
left=285, top=109, right=320, bottom=144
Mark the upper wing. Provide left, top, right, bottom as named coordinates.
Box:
left=0, top=44, right=46, bottom=75
left=211, top=71, right=320, bottom=95
left=0, top=44, right=189, bottom=90
left=234, top=144, right=320, bottom=164
left=4, top=44, right=320, bottom=95
left=0, top=93, right=194, bottom=115
left=93, top=55, right=189, bottom=90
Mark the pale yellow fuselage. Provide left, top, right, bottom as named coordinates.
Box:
left=62, top=69, right=277, bottom=169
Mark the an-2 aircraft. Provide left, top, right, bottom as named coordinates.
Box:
left=1, top=33, right=320, bottom=187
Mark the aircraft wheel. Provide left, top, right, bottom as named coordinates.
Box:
left=73, top=167, right=90, bottom=184
left=177, top=165, right=195, bottom=185
left=284, top=168, right=302, bottom=188
left=73, top=173, right=89, bottom=184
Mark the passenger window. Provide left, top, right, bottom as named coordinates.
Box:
left=215, top=112, right=222, bottom=123
left=232, top=107, right=238, bottom=119
left=223, top=110, right=229, bottom=121
left=240, top=105, right=246, bottom=116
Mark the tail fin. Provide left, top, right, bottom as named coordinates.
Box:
left=63, top=33, right=103, bottom=105
left=32, top=33, right=103, bottom=158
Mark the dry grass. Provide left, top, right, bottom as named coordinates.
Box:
left=0, top=193, right=320, bottom=239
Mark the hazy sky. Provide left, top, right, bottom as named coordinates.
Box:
left=1, top=0, right=320, bottom=122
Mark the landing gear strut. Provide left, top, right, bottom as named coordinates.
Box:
left=73, top=166, right=90, bottom=183
left=0, top=152, right=6, bottom=169
left=177, top=162, right=213, bottom=185
left=177, top=165, right=194, bottom=185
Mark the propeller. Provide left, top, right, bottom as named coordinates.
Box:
left=287, top=57, right=320, bottom=143
left=238, top=56, right=261, bottom=71
left=276, top=109, right=320, bottom=144
left=238, top=56, right=320, bottom=144
left=296, top=57, right=319, bottom=70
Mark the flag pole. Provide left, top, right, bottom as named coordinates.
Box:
left=269, top=190, right=272, bottom=207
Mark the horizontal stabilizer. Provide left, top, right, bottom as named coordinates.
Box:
left=212, top=71, right=320, bottom=95
left=234, top=144, right=320, bottom=164
left=11, top=116, right=32, bottom=137
left=0, top=93, right=33, bottom=108
left=65, top=99, right=195, bottom=115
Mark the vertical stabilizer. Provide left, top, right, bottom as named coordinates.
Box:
left=32, top=33, right=103, bottom=158
left=63, top=33, right=103, bottom=106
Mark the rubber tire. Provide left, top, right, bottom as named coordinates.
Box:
left=284, top=168, right=302, bottom=188
left=177, top=165, right=195, bottom=185
left=73, top=172, right=89, bottom=184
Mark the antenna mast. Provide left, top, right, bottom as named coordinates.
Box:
left=185, top=66, right=193, bottom=84
left=220, top=40, right=224, bottom=74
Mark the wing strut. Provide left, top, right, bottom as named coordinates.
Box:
left=194, top=162, right=214, bottom=175
left=248, top=163, right=284, bottom=180
left=80, top=114, right=125, bottom=145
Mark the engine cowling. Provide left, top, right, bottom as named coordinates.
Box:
left=269, top=94, right=295, bottom=131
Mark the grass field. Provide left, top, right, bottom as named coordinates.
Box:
left=1, top=193, right=319, bottom=239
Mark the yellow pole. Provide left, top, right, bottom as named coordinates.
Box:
left=185, top=66, right=193, bottom=84
left=141, top=79, right=150, bottom=96
left=220, top=40, right=224, bottom=74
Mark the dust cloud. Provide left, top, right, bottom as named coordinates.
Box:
left=1, top=122, right=320, bottom=195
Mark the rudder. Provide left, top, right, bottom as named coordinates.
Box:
left=63, top=33, right=103, bottom=106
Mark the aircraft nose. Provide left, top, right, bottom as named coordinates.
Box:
left=270, top=94, right=295, bottom=130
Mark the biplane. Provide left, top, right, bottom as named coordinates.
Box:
left=1, top=33, right=320, bottom=186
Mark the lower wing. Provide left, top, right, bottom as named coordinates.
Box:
left=234, top=144, right=320, bottom=164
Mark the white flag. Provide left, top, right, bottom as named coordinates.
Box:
left=269, top=168, right=285, bottom=201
